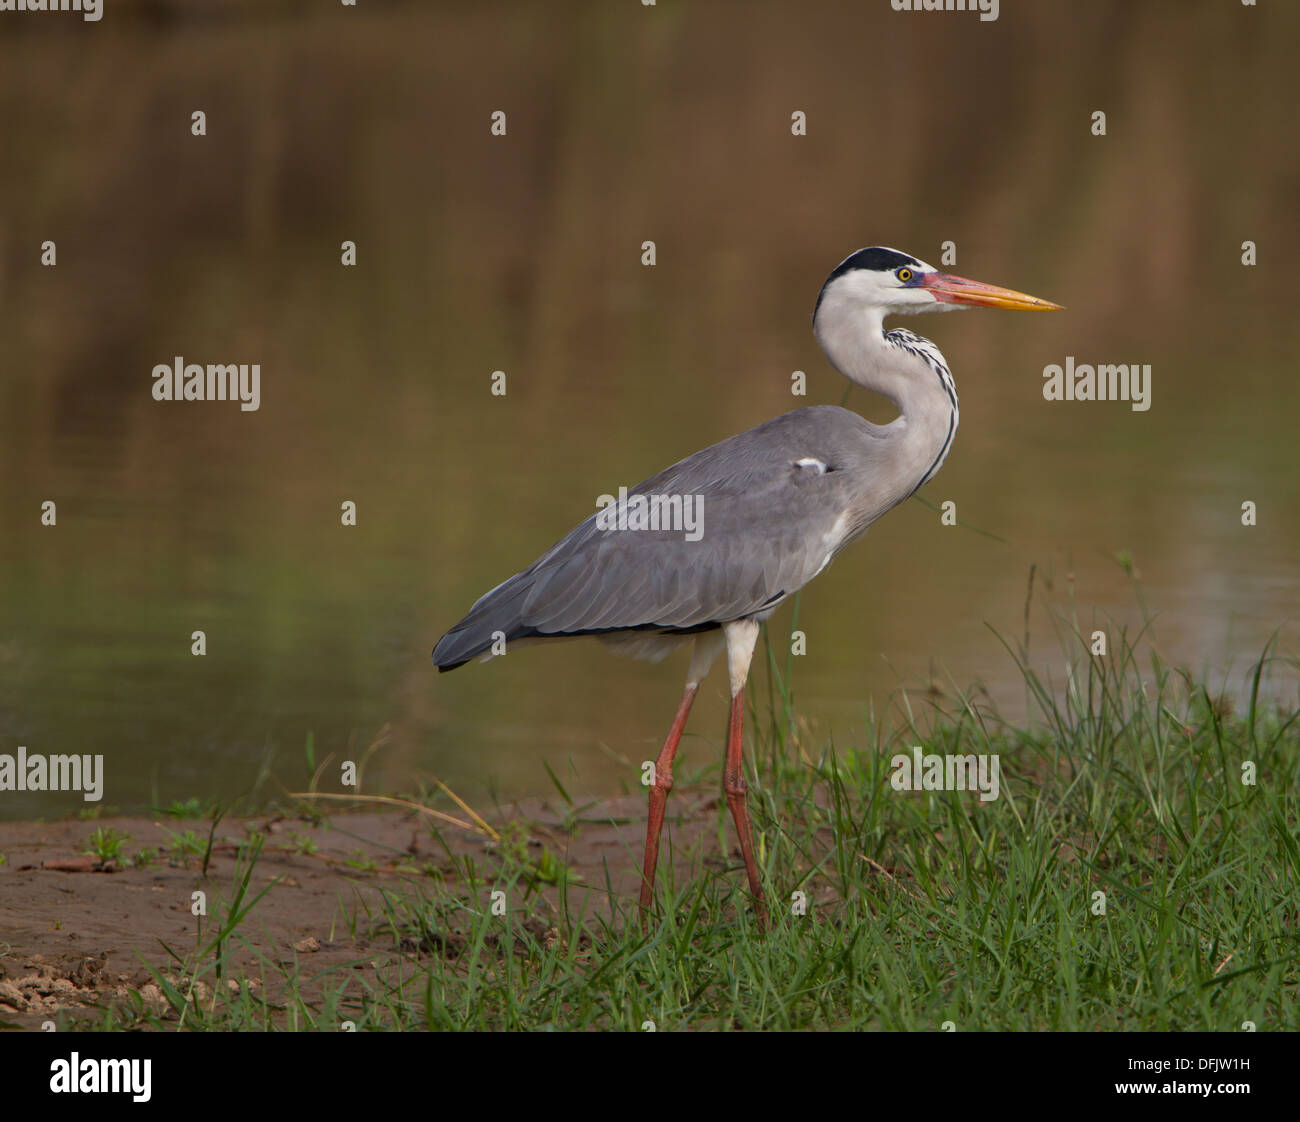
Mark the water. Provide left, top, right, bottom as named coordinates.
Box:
left=2, top=0, right=1297, bottom=817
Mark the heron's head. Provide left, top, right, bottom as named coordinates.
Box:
left=814, top=246, right=1062, bottom=323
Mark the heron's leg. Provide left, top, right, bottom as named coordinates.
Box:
left=722, top=619, right=767, bottom=923
left=639, top=683, right=697, bottom=917
left=639, top=633, right=724, bottom=920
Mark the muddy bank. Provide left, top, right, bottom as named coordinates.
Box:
left=0, top=792, right=721, bottom=1028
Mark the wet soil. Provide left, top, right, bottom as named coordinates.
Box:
left=0, top=792, right=722, bottom=1028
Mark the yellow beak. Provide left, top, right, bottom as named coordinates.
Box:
left=923, top=271, right=1063, bottom=311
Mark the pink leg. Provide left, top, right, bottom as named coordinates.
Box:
left=723, top=691, right=767, bottom=924
left=639, top=682, right=699, bottom=919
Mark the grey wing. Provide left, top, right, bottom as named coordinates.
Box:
left=432, top=407, right=878, bottom=670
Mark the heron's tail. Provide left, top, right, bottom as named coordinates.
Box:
left=432, top=574, right=532, bottom=671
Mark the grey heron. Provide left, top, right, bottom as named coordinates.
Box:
left=433, top=247, right=1061, bottom=922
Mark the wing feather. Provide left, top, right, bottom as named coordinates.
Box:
left=433, top=406, right=890, bottom=669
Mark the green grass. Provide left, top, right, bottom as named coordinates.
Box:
left=59, top=607, right=1300, bottom=1031
left=82, top=825, right=131, bottom=865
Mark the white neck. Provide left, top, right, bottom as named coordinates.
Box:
left=814, top=297, right=959, bottom=496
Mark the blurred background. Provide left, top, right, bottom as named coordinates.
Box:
left=1, top=0, right=1297, bottom=817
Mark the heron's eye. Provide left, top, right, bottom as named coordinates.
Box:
left=896, top=267, right=914, bottom=283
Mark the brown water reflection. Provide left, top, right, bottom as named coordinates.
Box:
left=1, top=1, right=1297, bottom=816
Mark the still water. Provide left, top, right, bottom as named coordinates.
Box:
left=1, top=1, right=1297, bottom=817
